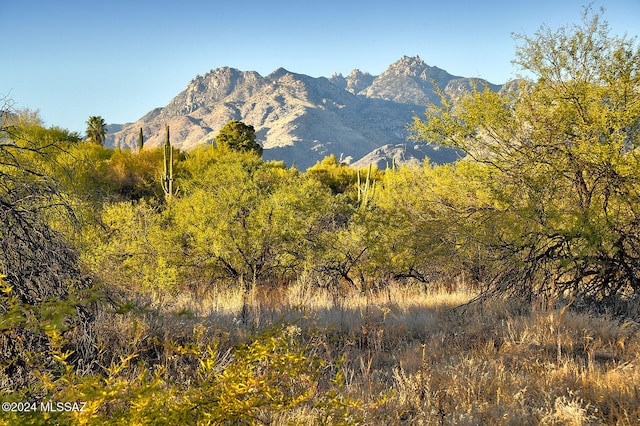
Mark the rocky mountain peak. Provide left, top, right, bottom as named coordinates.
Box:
left=328, top=69, right=374, bottom=95
left=388, top=55, right=428, bottom=76
left=107, top=56, right=502, bottom=169
left=347, top=68, right=368, bottom=79
left=163, top=67, right=264, bottom=117
left=267, top=67, right=294, bottom=80
left=381, top=55, right=458, bottom=82
left=360, top=55, right=464, bottom=105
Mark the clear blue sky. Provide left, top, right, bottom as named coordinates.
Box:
left=1, top=0, right=638, bottom=133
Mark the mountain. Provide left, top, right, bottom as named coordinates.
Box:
left=351, top=143, right=462, bottom=170
left=107, top=56, right=502, bottom=169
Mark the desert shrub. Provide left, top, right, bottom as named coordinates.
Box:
left=0, top=111, right=96, bottom=390
left=0, top=307, right=363, bottom=426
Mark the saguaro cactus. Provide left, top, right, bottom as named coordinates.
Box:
left=138, top=128, right=144, bottom=152
left=161, top=125, right=174, bottom=201
left=357, top=164, right=376, bottom=209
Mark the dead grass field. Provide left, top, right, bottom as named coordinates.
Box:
left=90, top=278, right=640, bottom=425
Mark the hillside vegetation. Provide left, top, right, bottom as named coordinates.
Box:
left=1, top=9, right=640, bottom=425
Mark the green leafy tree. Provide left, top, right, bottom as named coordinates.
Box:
left=367, top=163, right=472, bottom=286
left=168, top=147, right=337, bottom=293
left=216, top=120, right=263, bottom=156
left=84, top=199, right=182, bottom=293
left=86, top=115, right=107, bottom=146
left=307, top=154, right=358, bottom=194
left=412, top=8, right=640, bottom=302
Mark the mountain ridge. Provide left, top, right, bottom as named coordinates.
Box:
left=107, top=56, right=503, bottom=169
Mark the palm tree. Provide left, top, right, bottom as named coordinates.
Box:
left=86, top=116, right=107, bottom=146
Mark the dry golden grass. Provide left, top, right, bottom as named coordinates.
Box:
left=95, top=279, right=640, bottom=425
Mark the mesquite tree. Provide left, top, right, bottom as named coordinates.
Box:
left=412, top=8, right=640, bottom=303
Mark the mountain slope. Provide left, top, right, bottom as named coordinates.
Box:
left=107, top=56, right=502, bottom=169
